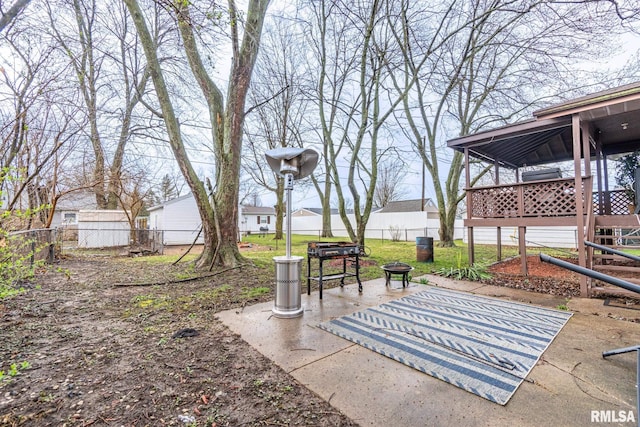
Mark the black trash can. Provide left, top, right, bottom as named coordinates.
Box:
left=416, top=237, right=434, bottom=263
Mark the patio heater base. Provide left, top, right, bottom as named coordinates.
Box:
left=272, top=256, right=304, bottom=318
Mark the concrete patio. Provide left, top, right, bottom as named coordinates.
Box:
left=217, top=275, right=640, bottom=426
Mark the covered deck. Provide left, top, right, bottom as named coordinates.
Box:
left=448, top=82, right=640, bottom=297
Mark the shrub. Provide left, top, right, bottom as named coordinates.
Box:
left=1, top=170, right=49, bottom=299
left=388, top=225, right=403, bottom=242
left=0, top=228, right=44, bottom=299
left=435, top=251, right=491, bottom=281
left=615, top=150, right=640, bottom=202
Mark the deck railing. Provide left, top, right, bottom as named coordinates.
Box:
left=594, top=190, right=634, bottom=215
left=467, top=177, right=593, bottom=219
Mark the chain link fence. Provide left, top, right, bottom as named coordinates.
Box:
left=288, top=227, right=466, bottom=242
left=57, top=227, right=164, bottom=255
left=6, top=228, right=61, bottom=266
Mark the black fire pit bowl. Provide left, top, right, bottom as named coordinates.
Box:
left=381, top=262, right=414, bottom=288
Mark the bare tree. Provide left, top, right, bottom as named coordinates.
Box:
left=373, top=158, right=410, bottom=208
left=158, top=173, right=177, bottom=202
left=125, top=0, right=271, bottom=268
left=303, top=0, right=350, bottom=238
left=46, top=0, right=152, bottom=210
left=0, top=17, right=85, bottom=223
left=390, top=0, right=638, bottom=246
left=244, top=192, right=263, bottom=207
left=243, top=18, right=311, bottom=240
left=0, top=30, right=52, bottom=185
left=306, top=0, right=408, bottom=245
left=113, top=165, right=156, bottom=243
left=101, top=1, right=152, bottom=209
left=46, top=0, right=107, bottom=208
left=26, top=105, right=86, bottom=228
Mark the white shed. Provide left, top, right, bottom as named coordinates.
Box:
left=77, top=210, right=130, bottom=248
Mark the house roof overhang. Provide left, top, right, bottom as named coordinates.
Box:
left=241, top=205, right=276, bottom=215
left=447, top=82, right=640, bottom=169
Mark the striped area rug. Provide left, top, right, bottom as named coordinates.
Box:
left=318, top=286, right=572, bottom=405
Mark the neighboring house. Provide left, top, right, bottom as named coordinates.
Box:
left=376, top=199, right=439, bottom=219
left=51, top=190, right=98, bottom=228
left=239, top=205, right=276, bottom=234
left=148, top=193, right=277, bottom=244
left=148, top=194, right=203, bottom=245
left=292, top=208, right=323, bottom=217
left=292, top=207, right=353, bottom=217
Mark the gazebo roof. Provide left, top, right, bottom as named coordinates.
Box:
left=447, top=82, right=640, bottom=169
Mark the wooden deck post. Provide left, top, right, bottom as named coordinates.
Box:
left=495, top=161, right=502, bottom=261
left=573, top=114, right=588, bottom=297
left=465, top=148, right=474, bottom=265
left=518, top=226, right=527, bottom=276
left=595, top=132, right=604, bottom=215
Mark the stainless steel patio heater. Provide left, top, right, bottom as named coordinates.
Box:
left=265, top=147, right=319, bottom=318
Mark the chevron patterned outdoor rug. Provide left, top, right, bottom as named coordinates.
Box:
left=318, top=286, right=572, bottom=405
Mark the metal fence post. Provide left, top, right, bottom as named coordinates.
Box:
left=30, top=231, right=35, bottom=268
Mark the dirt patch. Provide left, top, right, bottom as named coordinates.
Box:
left=0, top=253, right=356, bottom=427
left=238, top=243, right=277, bottom=253
left=162, top=244, right=204, bottom=256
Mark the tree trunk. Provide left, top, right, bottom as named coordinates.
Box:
left=125, top=0, right=218, bottom=269
left=437, top=209, right=458, bottom=248
left=89, top=108, right=106, bottom=209
left=175, top=0, right=270, bottom=267
left=212, top=0, right=270, bottom=266
left=320, top=178, right=333, bottom=238
left=213, top=148, right=243, bottom=266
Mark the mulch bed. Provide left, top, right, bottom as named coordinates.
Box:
left=484, top=255, right=640, bottom=305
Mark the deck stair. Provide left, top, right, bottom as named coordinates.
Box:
left=589, top=215, right=640, bottom=297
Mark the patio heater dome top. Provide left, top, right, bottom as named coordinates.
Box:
left=265, top=147, right=319, bottom=179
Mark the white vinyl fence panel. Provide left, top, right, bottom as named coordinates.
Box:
left=291, top=212, right=464, bottom=242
